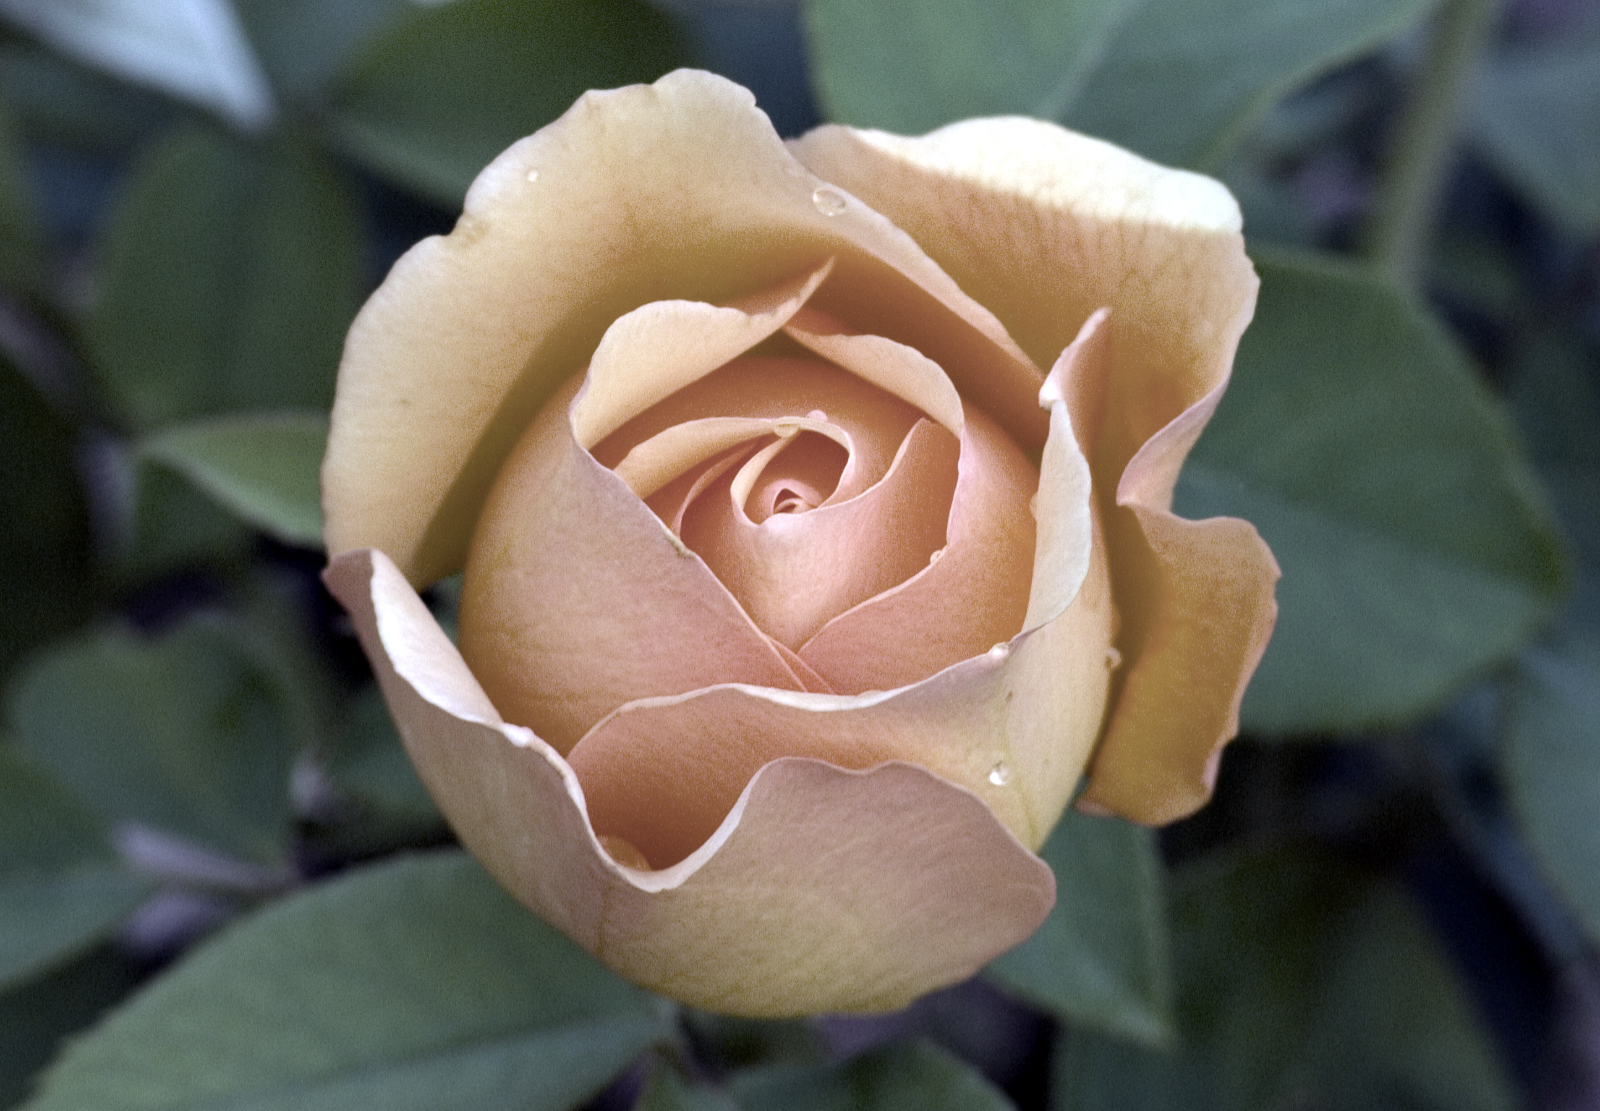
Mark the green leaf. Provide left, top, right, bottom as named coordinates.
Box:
left=0, top=748, right=151, bottom=992
left=9, top=616, right=302, bottom=864
left=1056, top=849, right=1519, bottom=1111
left=86, top=123, right=359, bottom=431
left=987, top=808, right=1173, bottom=1045
left=138, top=411, right=328, bottom=548
left=0, top=43, right=175, bottom=153
left=1065, top=0, right=1436, bottom=168
left=323, top=686, right=441, bottom=829
left=635, top=1067, right=743, bottom=1111
left=114, top=454, right=255, bottom=583
left=1502, top=634, right=1600, bottom=947
left=324, top=0, right=696, bottom=205
left=730, top=1041, right=1012, bottom=1111
left=0, top=356, right=93, bottom=678
left=802, top=0, right=1137, bottom=134
left=1175, top=250, right=1566, bottom=734
left=1471, top=36, right=1600, bottom=236
left=0, top=946, right=144, bottom=1109
left=0, top=99, right=46, bottom=298
left=20, top=853, right=668, bottom=1111
left=234, top=0, right=411, bottom=105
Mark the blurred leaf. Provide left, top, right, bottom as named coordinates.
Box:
left=0, top=747, right=150, bottom=992
left=234, top=0, right=409, bottom=105
left=635, top=1067, right=743, bottom=1111
left=1503, top=634, right=1600, bottom=947
left=20, top=852, right=668, bottom=1111
left=987, top=808, right=1173, bottom=1045
left=1175, top=250, right=1566, bottom=734
left=730, top=1041, right=1012, bottom=1111
left=1471, top=36, right=1600, bottom=236
left=0, top=98, right=45, bottom=297
left=802, top=0, right=1136, bottom=134
left=0, top=42, right=175, bottom=152
left=86, top=123, right=359, bottom=431
left=1057, top=849, right=1518, bottom=1111
left=114, top=453, right=254, bottom=581
left=9, top=616, right=302, bottom=864
left=0, top=945, right=143, bottom=1109
left=323, top=686, right=441, bottom=828
left=1066, top=0, right=1435, bottom=168
left=0, top=357, right=92, bottom=679
left=138, top=411, right=327, bottom=548
left=0, top=0, right=275, bottom=128
left=324, top=0, right=695, bottom=205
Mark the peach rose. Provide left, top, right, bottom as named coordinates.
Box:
left=322, top=70, right=1277, bottom=1017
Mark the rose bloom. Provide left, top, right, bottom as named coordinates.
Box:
left=322, top=70, right=1277, bottom=1017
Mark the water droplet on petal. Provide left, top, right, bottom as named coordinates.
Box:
left=1106, top=647, right=1123, bottom=669
left=525, top=169, right=540, bottom=183
left=807, top=409, right=828, bottom=421
left=928, top=548, right=945, bottom=564
left=988, top=762, right=1012, bottom=787
left=812, top=187, right=847, bottom=216
left=987, top=642, right=1011, bottom=662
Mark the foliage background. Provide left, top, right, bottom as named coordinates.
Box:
left=0, top=0, right=1596, bottom=1107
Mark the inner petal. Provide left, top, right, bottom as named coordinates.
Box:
left=681, top=417, right=959, bottom=649
left=740, top=429, right=849, bottom=522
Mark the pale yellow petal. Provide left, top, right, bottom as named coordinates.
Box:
left=324, top=70, right=1044, bottom=586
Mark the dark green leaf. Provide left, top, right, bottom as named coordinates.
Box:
left=1503, top=634, right=1600, bottom=947
left=20, top=853, right=668, bottom=1111
left=1175, top=250, right=1566, bottom=734
left=0, top=99, right=46, bottom=297
left=325, top=0, right=695, bottom=205
left=138, top=411, right=328, bottom=548
left=1056, top=848, right=1518, bottom=1111
left=0, top=357, right=93, bottom=678
left=114, top=455, right=255, bottom=582
left=9, top=617, right=302, bottom=864
left=0, top=946, right=144, bottom=1110
left=731, top=1041, right=1012, bottom=1111
left=1471, top=36, right=1600, bottom=236
left=0, top=43, right=176, bottom=153
left=802, top=0, right=1136, bottom=134
left=1065, top=0, right=1436, bottom=168
left=987, top=808, right=1173, bottom=1044
left=0, top=748, right=150, bottom=991
left=635, top=1067, right=743, bottom=1111
left=234, top=0, right=411, bottom=105
left=86, top=123, right=359, bottom=430
left=323, top=686, right=441, bottom=828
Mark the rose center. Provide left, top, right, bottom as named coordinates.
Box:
left=743, top=426, right=847, bottom=523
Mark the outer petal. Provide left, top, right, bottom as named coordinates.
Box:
left=323, top=70, right=1045, bottom=586
left=790, top=116, right=1277, bottom=822
left=325, top=547, right=1055, bottom=1017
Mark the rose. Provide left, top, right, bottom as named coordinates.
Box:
left=322, top=70, right=1277, bottom=1017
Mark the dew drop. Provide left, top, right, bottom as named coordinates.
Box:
left=988, top=762, right=1012, bottom=787
left=811, top=187, right=847, bottom=216
left=1028, top=493, right=1039, bottom=517
left=1106, top=647, right=1123, bottom=669
left=928, top=548, right=945, bottom=565
left=987, top=642, right=1011, bottom=662
left=525, top=169, right=540, bottom=183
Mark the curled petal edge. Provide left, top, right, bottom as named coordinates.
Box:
left=325, top=546, right=1057, bottom=1017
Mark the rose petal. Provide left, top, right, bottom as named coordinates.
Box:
left=324, top=70, right=1044, bottom=586
left=1077, top=387, right=1280, bottom=823
left=790, top=114, right=1277, bottom=821
left=326, top=547, right=1055, bottom=1017
left=458, top=375, right=808, bottom=752
left=568, top=526, right=1114, bottom=866
left=797, top=400, right=1037, bottom=692
left=682, top=417, right=959, bottom=649
left=788, top=118, right=1257, bottom=487
left=568, top=359, right=1113, bottom=863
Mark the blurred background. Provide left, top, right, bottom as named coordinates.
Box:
left=0, top=0, right=1596, bottom=1108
